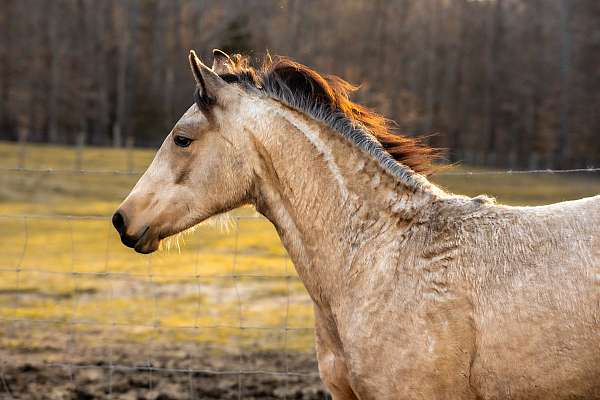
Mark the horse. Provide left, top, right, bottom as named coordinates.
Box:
left=112, top=49, right=600, bottom=400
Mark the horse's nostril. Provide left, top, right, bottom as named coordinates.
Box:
left=112, top=210, right=126, bottom=235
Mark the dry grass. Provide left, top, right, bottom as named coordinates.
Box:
left=1, top=141, right=599, bottom=354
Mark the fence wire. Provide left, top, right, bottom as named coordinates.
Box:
left=2, top=165, right=600, bottom=176
left=0, top=213, right=322, bottom=399
left=1, top=141, right=599, bottom=399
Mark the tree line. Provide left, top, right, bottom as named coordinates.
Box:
left=1, top=0, right=598, bottom=168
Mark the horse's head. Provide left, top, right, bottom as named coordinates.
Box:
left=112, top=50, right=255, bottom=253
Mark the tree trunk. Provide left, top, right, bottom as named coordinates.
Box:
left=46, top=0, right=61, bottom=143
left=483, top=0, right=504, bottom=166
left=449, top=0, right=468, bottom=162
left=0, top=0, right=13, bottom=137
left=556, top=0, right=571, bottom=168
left=114, top=0, right=138, bottom=148
left=423, top=0, right=439, bottom=133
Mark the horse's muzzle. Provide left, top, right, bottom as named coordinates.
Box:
left=112, top=210, right=156, bottom=253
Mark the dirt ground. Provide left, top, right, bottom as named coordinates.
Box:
left=0, top=343, right=328, bottom=400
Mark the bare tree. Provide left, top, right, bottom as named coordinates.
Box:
left=2, top=0, right=598, bottom=168
left=113, top=0, right=139, bottom=147
left=556, top=0, right=571, bottom=168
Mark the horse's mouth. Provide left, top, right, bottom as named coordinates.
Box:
left=134, top=239, right=159, bottom=254
left=119, top=226, right=159, bottom=254
left=133, top=227, right=161, bottom=254
left=114, top=211, right=191, bottom=254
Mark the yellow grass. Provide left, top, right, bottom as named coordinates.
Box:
left=1, top=141, right=599, bottom=354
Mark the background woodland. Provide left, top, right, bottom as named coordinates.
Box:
left=1, top=0, right=599, bottom=168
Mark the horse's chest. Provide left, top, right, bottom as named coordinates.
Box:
left=331, top=298, right=477, bottom=399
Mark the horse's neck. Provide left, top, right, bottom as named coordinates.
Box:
left=248, top=105, right=439, bottom=306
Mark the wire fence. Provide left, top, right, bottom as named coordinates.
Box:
left=3, top=137, right=600, bottom=177
left=0, top=139, right=327, bottom=398
left=1, top=141, right=599, bottom=399
left=3, top=165, right=600, bottom=177
left=0, top=211, right=323, bottom=398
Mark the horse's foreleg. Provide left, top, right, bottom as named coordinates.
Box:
left=317, top=345, right=358, bottom=400
left=314, top=307, right=358, bottom=400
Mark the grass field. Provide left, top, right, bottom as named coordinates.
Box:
left=1, top=140, right=600, bottom=357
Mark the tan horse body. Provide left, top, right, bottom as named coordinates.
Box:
left=113, top=50, right=600, bottom=399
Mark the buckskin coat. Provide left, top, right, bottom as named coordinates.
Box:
left=112, top=50, right=600, bottom=400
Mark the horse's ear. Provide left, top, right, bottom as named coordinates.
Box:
left=211, top=49, right=232, bottom=74
left=188, top=50, right=226, bottom=101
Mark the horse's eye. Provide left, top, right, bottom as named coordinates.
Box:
left=174, top=135, right=192, bottom=148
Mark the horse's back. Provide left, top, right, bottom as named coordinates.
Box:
left=468, top=195, right=600, bottom=399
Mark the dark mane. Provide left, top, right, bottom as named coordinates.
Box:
left=221, top=54, right=439, bottom=178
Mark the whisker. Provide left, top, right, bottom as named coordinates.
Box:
left=158, top=212, right=235, bottom=253
left=199, top=212, right=235, bottom=233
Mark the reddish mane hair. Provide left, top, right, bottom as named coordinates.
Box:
left=221, top=54, right=439, bottom=176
